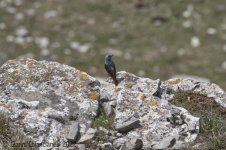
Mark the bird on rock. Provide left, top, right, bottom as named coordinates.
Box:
left=104, top=54, right=118, bottom=86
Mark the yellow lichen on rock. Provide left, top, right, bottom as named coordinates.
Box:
left=0, top=103, right=11, bottom=110
left=88, top=92, right=98, bottom=100
left=64, top=87, right=73, bottom=94
left=78, top=72, right=89, bottom=80
left=123, top=73, right=129, bottom=79
left=148, top=100, right=158, bottom=106
left=64, top=80, right=80, bottom=94
left=79, top=81, right=85, bottom=88
left=168, top=79, right=181, bottom=84
left=140, top=94, right=146, bottom=101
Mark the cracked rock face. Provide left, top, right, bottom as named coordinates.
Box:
left=0, top=58, right=100, bottom=144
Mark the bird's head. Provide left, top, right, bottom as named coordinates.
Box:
left=105, top=54, right=113, bottom=61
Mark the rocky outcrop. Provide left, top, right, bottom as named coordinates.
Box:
left=0, top=58, right=225, bottom=150
left=0, top=58, right=100, bottom=147
left=100, top=72, right=199, bottom=149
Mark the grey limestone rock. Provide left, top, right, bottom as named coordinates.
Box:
left=0, top=58, right=100, bottom=145
left=152, top=136, right=176, bottom=149
left=97, top=142, right=116, bottom=150
left=67, top=121, right=80, bottom=142
left=115, top=117, right=140, bottom=133
left=103, top=102, right=114, bottom=117
left=125, top=137, right=143, bottom=150
left=78, top=128, right=97, bottom=143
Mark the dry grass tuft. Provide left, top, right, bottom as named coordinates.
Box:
left=171, top=91, right=226, bottom=150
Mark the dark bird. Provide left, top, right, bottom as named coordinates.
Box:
left=105, top=54, right=118, bottom=86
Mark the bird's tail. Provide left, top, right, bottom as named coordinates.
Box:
left=113, top=78, right=118, bottom=86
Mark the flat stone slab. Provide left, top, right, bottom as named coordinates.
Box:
left=67, top=121, right=80, bottom=142
left=115, top=117, right=140, bottom=133
left=152, top=136, right=176, bottom=149
left=78, top=128, right=97, bottom=143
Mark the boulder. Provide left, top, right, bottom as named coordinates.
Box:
left=0, top=58, right=100, bottom=145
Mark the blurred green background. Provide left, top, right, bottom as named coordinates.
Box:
left=1, top=0, right=226, bottom=89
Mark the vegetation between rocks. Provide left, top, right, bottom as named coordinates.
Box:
left=171, top=91, right=226, bottom=150
left=86, top=106, right=115, bottom=149
left=91, top=107, right=115, bottom=129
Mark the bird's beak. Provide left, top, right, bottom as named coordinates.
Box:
left=110, top=55, right=114, bottom=57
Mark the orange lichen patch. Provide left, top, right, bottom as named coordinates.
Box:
left=123, top=73, right=129, bottom=79
left=148, top=100, right=158, bottom=106
left=88, top=92, right=98, bottom=100
left=168, top=79, right=181, bottom=84
left=124, top=83, right=133, bottom=89
left=0, top=103, right=11, bottom=110
left=78, top=72, right=89, bottom=80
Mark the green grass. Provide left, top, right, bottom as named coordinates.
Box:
left=85, top=107, right=115, bottom=149
left=91, top=117, right=114, bottom=129
left=171, top=91, right=226, bottom=150
left=91, top=107, right=114, bottom=129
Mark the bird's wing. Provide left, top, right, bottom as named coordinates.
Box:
left=112, top=62, right=116, bottom=78
left=105, top=64, right=111, bottom=76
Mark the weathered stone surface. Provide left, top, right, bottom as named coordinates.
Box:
left=97, top=142, right=116, bottom=150
left=113, top=138, right=128, bottom=149
left=115, top=117, right=140, bottom=133
left=125, top=137, right=143, bottom=150
left=109, top=136, right=117, bottom=142
left=171, top=74, right=210, bottom=83
left=99, top=80, right=114, bottom=102
left=0, top=58, right=100, bottom=145
left=116, top=132, right=122, bottom=137
left=78, top=128, right=97, bottom=143
left=99, top=127, right=109, bottom=135
left=0, top=143, right=3, bottom=150
left=39, top=147, right=52, bottom=150
left=119, top=146, right=129, bottom=150
left=67, top=121, right=80, bottom=142
left=58, top=144, right=85, bottom=150
left=103, top=102, right=114, bottom=117
left=152, top=136, right=176, bottom=149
